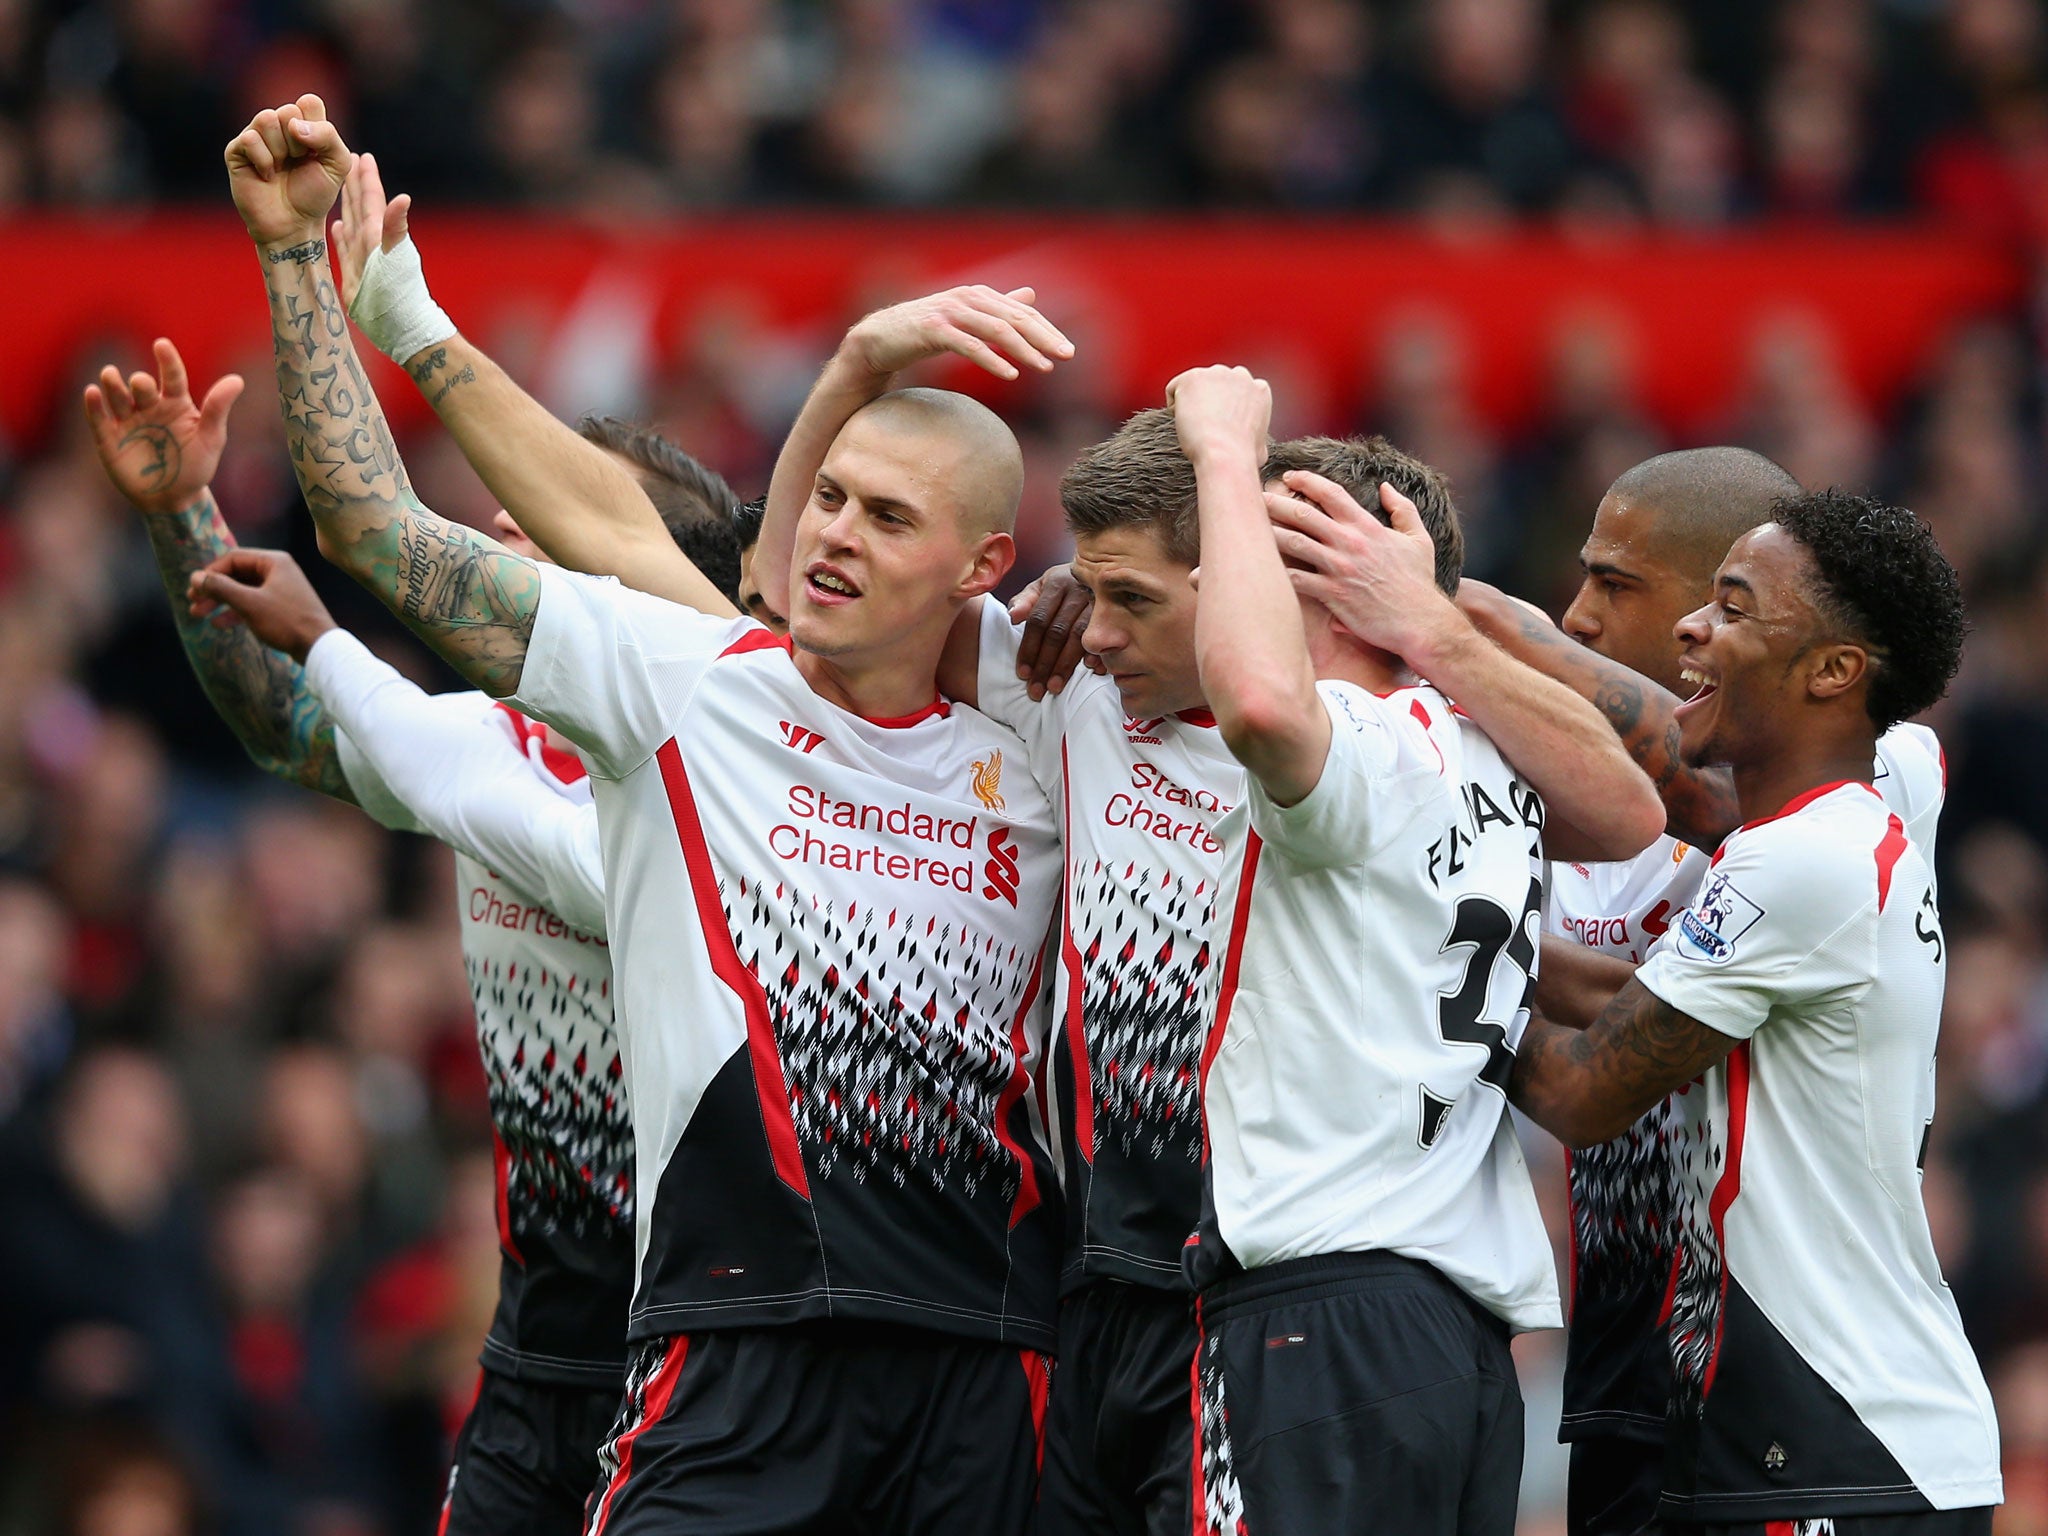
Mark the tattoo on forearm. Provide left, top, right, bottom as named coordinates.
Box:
left=263, top=250, right=538, bottom=694
left=143, top=493, right=353, bottom=802
left=1508, top=606, right=1740, bottom=847
left=429, top=366, right=475, bottom=406
left=405, top=345, right=476, bottom=406
left=1512, top=980, right=1731, bottom=1143
left=266, top=238, right=327, bottom=266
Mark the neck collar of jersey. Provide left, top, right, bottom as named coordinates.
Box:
left=855, top=696, right=953, bottom=729
left=1736, top=777, right=1876, bottom=835
left=1176, top=707, right=1218, bottom=728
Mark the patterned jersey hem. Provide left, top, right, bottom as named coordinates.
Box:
left=625, top=1290, right=1059, bottom=1353
left=477, top=1335, right=628, bottom=1390
left=1061, top=1247, right=1191, bottom=1295
left=1557, top=1408, right=1666, bottom=1445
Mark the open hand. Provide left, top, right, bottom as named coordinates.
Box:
left=187, top=548, right=338, bottom=663
left=82, top=338, right=244, bottom=514
left=334, top=150, right=412, bottom=313
left=1165, top=365, right=1270, bottom=467
left=1265, top=470, right=1454, bottom=658
left=224, top=93, right=353, bottom=248
left=841, top=286, right=1074, bottom=383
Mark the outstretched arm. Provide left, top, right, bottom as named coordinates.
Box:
left=1457, top=580, right=1740, bottom=849
left=82, top=339, right=353, bottom=801
left=1510, top=979, right=1737, bottom=1147
left=756, top=286, right=1075, bottom=621
left=330, top=155, right=732, bottom=615
left=1270, top=473, right=1666, bottom=863
left=226, top=96, right=538, bottom=699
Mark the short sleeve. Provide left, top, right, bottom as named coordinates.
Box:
left=1634, top=823, right=1873, bottom=1041
left=1874, top=722, right=1946, bottom=858
left=1248, top=681, right=1445, bottom=868
left=511, top=563, right=764, bottom=779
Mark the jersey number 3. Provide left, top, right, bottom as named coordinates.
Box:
left=1422, top=875, right=1542, bottom=1147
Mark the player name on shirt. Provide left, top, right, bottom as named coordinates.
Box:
left=976, top=602, right=1244, bottom=1291
left=513, top=569, right=1064, bottom=1350
left=1193, top=681, right=1560, bottom=1333
left=1549, top=723, right=1948, bottom=1446
left=1635, top=773, right=1997, bottom=1520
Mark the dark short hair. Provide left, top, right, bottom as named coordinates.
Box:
left=1261, top=435, right=1463, bottom=597
left=1772, top=489, right=1965, bottom=731
left=1059, top=407, right=1201, bottom=566
left=731, top=495, right=767, bottom=556
left=575, top=415, right=743, bottom=604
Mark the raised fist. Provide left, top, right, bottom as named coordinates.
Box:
left=840, top=285, right=1074, bottom=383
left=224, top=93, right=353, bottom=248
left=1165, top=365, right=1271, bottom=464
left=83, top=338, right=244, bottom=515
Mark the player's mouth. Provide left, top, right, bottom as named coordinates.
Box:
left=1674, top=661, right=1718, bottom=720
left=804, top=562, right=862, bottom=606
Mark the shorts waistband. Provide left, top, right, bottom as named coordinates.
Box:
left=1199, top=1250, right=1495, bottom=1331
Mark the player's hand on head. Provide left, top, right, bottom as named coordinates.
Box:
left=1267, top=471, right=1448, bottom=655
left=335, top=150, right=412, bottom=313
left=1165, top=365, right=1271, bottom=464
left=843, top=285, right=1075, bottom=383
left=187, top=548, right=338, bottom=663
left=1009, top=564, right=1095, bottom=699
left=82, top=338, right=244, bottom=514
left=224, top=93, right=354, bottom=247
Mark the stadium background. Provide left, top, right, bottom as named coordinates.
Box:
left=4, top=0, right=2048, bottom=1531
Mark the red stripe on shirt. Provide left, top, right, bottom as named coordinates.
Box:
left=489, top=1127, right=523, bottom=1265
left=1875, top=812, right=1908, bottom=912
left=655, top=739, right=811, bottom=1199
left=588, top=1337, right=691, bottom=1536
left=493, top=702, right=588, bottom=786
left=1702, top=1041, right=1751, bottom=1398
left=1200, top=832, right=1264, bottom=1161
left=994, top=946, right=1048, bottom=1229
left=1058, top=739, right=1094, bottom=1164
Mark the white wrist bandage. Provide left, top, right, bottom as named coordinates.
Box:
left=349, top=237, right=456, bottom=366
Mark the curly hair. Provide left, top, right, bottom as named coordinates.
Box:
left=1260, top=435, right=1463, bottom=597
left=576, top=415, right=744, bottom=604
left=1772, top=489, right=1965, bottom=731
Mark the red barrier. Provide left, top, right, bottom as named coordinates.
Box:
left=0, top=214, right=2023, bottom=449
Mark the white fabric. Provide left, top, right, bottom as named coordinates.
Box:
left=508, top=566, right=1061, bottom=1332
left=306, top=628, right=606, bottom=936
left=975, top=600, right=1241, bottom=1278
left=1203, top=681, right=1563, bottom=1332
left=348, top=236, right=456, bottom=366
left=1636, top=777, right=1999, bottom=1510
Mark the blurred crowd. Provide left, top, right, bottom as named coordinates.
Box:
left=0, top=0, right=2043, bottom=234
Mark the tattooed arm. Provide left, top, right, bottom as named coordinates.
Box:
left=1458, top=580, right=1740, bottom=849
left=1531, top=935, right=1637, bottom=1032
left=1511, top=980, right=1738, bottom=1147
left=227, top=97, right=540, bottom=698
left=83, top=339, right=353, bottom=801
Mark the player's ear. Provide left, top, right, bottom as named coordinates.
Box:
left=956, top=530, right=1016, bottom=603
left=1805, top=640, right=1869, bottom=705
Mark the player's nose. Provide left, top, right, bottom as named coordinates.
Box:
left=1673, top=601, right=1713, bottom=646
left=1561, top=585, right=1599, bottom=641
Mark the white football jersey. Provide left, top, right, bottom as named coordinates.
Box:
left=510, top=566, right=1064, bottom=1350
left=1637, top=776, right=1998, bottom=1520
left=306, top=630, right=630, bottom=1387
left=1547, top=723, right=1948, bottom=1442
left=1193, top=681, right=1562, bottom=1333
left=975, top=602, right=1243, bottom=1290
